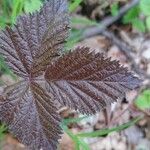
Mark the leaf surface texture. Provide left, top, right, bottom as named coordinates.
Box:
left=45, top=47, right=141, bottom=114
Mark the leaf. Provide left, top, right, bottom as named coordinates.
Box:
left=0, top=81, right=61, bottom=149
left=140, top=0, right=150, bottom=16
left=45, top=47, right=141, bottom=114
left=66, top=29, right=83, bottom=50
left=69, top=0, right=83, bottom=13
left=132, top=18, right=146, bottom=32
left=62, top=125, right=90, bottom=150
left=0, top=0, right=69, bottom=77
left=77, top=117, right=141, bottom=137
left=11, top=0, right=24, bottom=24
left=0, top=124, right=7, bottom=141
left=0, top=55, right=15, bottom=78
left=24, top=0, right=43, bottom=13
left=62, top=116, right=89, bottom=125
left=0, top=0, right=141, bottom=149
left=146, top=16, right=150, bottom=30
left=111, top=2, right=119, bottom=17
left=71, top=16, right=98, bottom=27
left=123, top=6, right=140, bottom=24
left=0, top=0, right=69, bottom=149
left=135, top=89, right=150, bottom=111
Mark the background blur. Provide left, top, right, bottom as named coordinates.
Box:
left=0, top=0, right=150, bottom=150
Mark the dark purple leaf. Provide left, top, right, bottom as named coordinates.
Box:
left=0, top=0, right=69, bottom=77
left=0, top=0, right=69, bottom=149
left=0, top=0, right=141, bottom=149
left=45, top=47, right=141, bottom=114
left=0, top=81, right=61, bottom=149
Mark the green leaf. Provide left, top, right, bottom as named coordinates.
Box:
left=0, top=17, right=6, bottom=29
left=140, top=0, right=150, bottom=16
left=62, top=116, right=89, bottom=125
left=67, top=16, right=98, bottom=49
left=123, top=6, right=140, bottom=24
left=111, top=2, right=119, bottom=16
left=69, top=0, right=83, bottom=13
left=146, top=16, right=150, bottom=30
left=11, top=0, right=24, bottom=24
left=24, top=0, right=42, bottom=13
left=71, top=17, right=98, bottom=26
left=65, top=29, right=83, bottom=49
left=135, top=89, right=150, bottom=110
left=132, top=18, right=146, bottom=32
left=77, top=117, right=141, bottom=138
left=62, top=125, right=90, bottom=150
left=0, top=55, right=16, bottom=79
left=0, top=124, right=7, bottom=141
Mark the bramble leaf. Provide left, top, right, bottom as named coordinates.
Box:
left=0, top=0, right=69, bottom=77
left=0, top=81, right=61, bottom=149
left=45, top=47, right=141, bottom=114
left=0, top=0, right=141, bottom=149
left=0, top=0, right=69, bottom=149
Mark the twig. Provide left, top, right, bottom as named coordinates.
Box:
left=80, top=0, right=140, bottom=40
left=78, top=0, right=150, bottom=81
left=101, top=30, right=150, bottom=80
left=102, top=30, right=134, bottom=60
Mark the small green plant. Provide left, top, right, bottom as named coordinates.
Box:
left=0, top=0, right=43, bottom=28
left=122, top=6, right=146, bottom=32
left=0, top=0, right=43, bottom=75
left=69, top=0, right=83, bottom=13
left=111, top=2, right=119, bottom=17
left=66, top=16, right=98, bottom=49
left=135, top=89, right=150, bottom=111
left=24, top=0, right=42, bottom=13
left=61, top=116, right=141, bottom=150
left=140, top=0, right=150, bottom=30
left=110, top=0, right=150, bottom=32
left=0, top=56, right=15, bottom=79
left=0, top=124, right=7, bottom=141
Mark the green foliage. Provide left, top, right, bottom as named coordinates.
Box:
left=11, top=0, right=24, bottom=24
left=66, top=16, right=98, bottom=49
left=132, top=18, right=146, bottom=32
left=122, top=5, right=147, bottom=32
left=111, top=2, right=119, bottom=16
left=124, top=0, right=150, bottom=32
left=0, top=56, right=15, bottom=78
left=77, top=117, right=141, bottom=138
left=140, top=0, right=150, bottom=16
left=71, top=17, right=98, bottom=26
left=123, top=6, right=140, bottom=24
left=0, top=0, right=43, bottom=28
left=62, top=125, right=90, bottom=150
left=0, top=0, right=12, bottom=28
left=135, top=89, right=150, bottom=110
left=0, top=0, right=43, bottom=75
left=24, top=0, right=42, bottom=13
left=65, top=29, right=83, bottom=50
left=61, top=116, right=140, bottom=150
left=69, top=0, right=83, bottom=13
left=0, top=0, right=23, bottom=27
left=110, top=0, right=150, bottom=32
left=0, top=124, right=7, bottom=150
left=0, top=124, right=7, bottom=141
left=146, top=16, right=150, bottom=30
left=62, top=116, right=89, bottom=125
